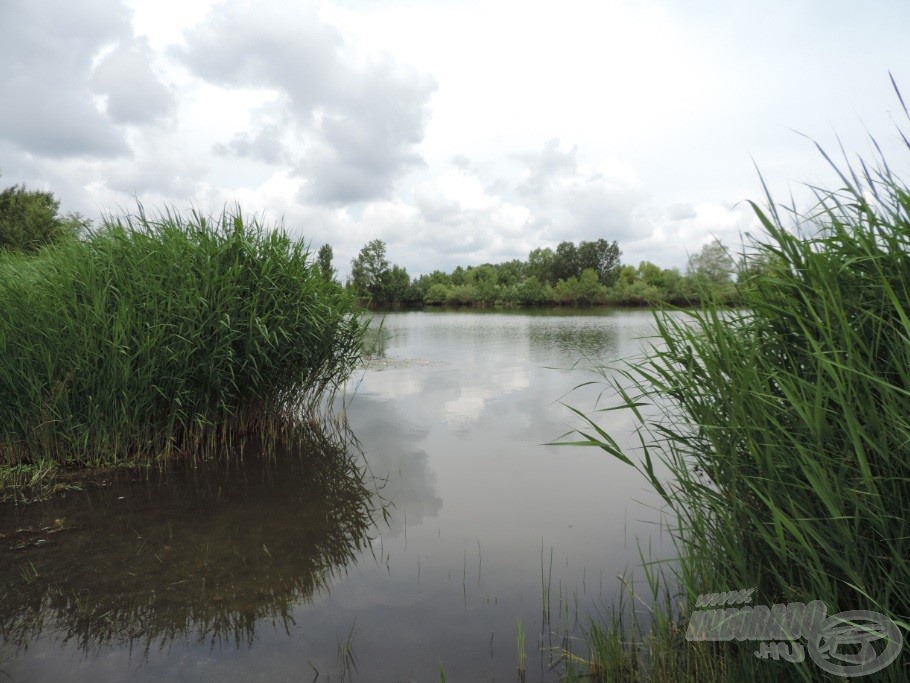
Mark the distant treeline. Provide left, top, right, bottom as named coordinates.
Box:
left=336, top=237, right=749, bottom=309
left=0, top=179, right=745, bottom=310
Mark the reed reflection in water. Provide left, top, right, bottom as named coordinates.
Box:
left=0, top=422, right=377, bottom=659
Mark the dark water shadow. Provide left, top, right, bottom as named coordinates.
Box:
left=0, top=423, right=378, bottom=660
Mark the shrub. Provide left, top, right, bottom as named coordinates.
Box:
left=424, top=283, right=449, bottom=305
left=446, top=283, right=477, bottom=305
left=0, top=183, right=86, bottom=252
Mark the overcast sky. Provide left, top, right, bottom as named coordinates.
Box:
left=2, top=0, right=908, bottom=277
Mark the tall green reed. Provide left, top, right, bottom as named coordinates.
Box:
left=0, top=206, right=366, bottom=479
left=564, top=90, right=910, bottom=680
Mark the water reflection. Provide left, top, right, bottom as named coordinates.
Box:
left=346, top=396, right=443, bottom=537
left=527, top=318, right=620, bottom=359
left=0, top=426, right=376, bottom=658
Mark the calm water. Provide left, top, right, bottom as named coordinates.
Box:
left=1, top=309, right=674, bottom=682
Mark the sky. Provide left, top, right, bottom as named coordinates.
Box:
left=1, top=0, right=909, bottom=278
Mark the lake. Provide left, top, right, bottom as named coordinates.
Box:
left=1, top=308, right=673, bottom=682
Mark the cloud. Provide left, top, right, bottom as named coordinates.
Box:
left=443, top=366, right=531, bottom=427
left=451, top=154, right=472, bottom=170
left=307, top=145, right=651, bottom=278
left=516, top=138, right=579, bottom=197
left=6, top=0, right=886, bottom=280
left=91, top=36, right=174, bottom=124
left=380, top=169, right=540, bottom=269
left=176, top=0, right=436, bottom=204
left=511, top=139, right=645, bottom=243
left=667, top=202, right=698, bottom=221
left=331, top=141, right=753, bottom=276
left=317, top=140, right=648, bottom=277
left=104, top=148, right=207, bottom=199
left=0, top=0, right=133, bottom=157
left=622, top=200, right=755, bottom=268
left=213, top=122, right=290, bottom=165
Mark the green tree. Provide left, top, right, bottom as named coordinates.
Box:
left=470, top=264, right=497, bottom=285
left=425, top=270, right=451, bottom=286
left=383, top=264, right=411, bottom=304
left=451, top=265, right=467, bottom=286
left=401, top=281, right=425, bottom=305
left=617, top=264, right=638, bottom=287
left=517, top=277, right=540, bottom=305
left=553, top=241, right=580, bottom=282
left=447, top=283, right=477, bottom=305
left=0, top=182, right=85, bottom=252
left=660, top=267, right=686, bottom=304
left=575, top=268, right=604, bottom=304
left=686, top=239, right=734, bottom=284
left=317, top=244, right=334, bottom=281
left=637, top=261, right=664, bottom=287
left=497, top=259, right=525, bottom=286
left=526, top=247, right=555, bottom=284
left=350, top=239, right=390, bottom=303
left=578, top=239, right=622, bottom=286
left=412, top=271, right=450, bottom=300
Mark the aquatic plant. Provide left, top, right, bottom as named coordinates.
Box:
left=0, top=206, right=366, bottom=487
left=563, top=84, right=910, bottom=680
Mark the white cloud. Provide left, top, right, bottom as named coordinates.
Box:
left=91, top=37, right=174, bottom=124
left=623, top=201, right=756, bottom=268
left=444, top=366, right=532, bottom=427
left=0, top=0, right=133, bottom=157
left=667, top=202, right=697, bottom=221
left=174, top=0, right=437, bottom=204
left=1, top=0, right=909, bottom=275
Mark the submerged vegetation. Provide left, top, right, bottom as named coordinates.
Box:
left=563, top=95, right=910, bottom=680
left=0, top=206, right=366, bottom=497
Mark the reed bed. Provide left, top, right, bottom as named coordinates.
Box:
left=564, top=99, right=910, bottom=680
left=0, top=206, right=366, bottom=492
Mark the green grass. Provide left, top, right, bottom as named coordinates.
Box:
left=562, top=89, right=910, bottom=680
left=0, top=205, right=366, bottom=497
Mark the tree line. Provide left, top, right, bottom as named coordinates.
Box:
left=339, top=237, right=744, bottom=308
left=0, top=179, right=744, bottom=310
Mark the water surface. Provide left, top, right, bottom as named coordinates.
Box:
left=1, top=308, right=672, bottom=682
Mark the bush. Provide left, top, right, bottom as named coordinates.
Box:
left=0, top=207, right=366, bottom=474
left=0, top=183, right=86, bottom=252
left=446, top=283, right=477, bottom=305
left=613, top=280, right=666, bottom=306
left=424, top=283, right=449, bottom=305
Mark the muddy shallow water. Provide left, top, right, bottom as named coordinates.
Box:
left=1, top=308, right=673, bottom=682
